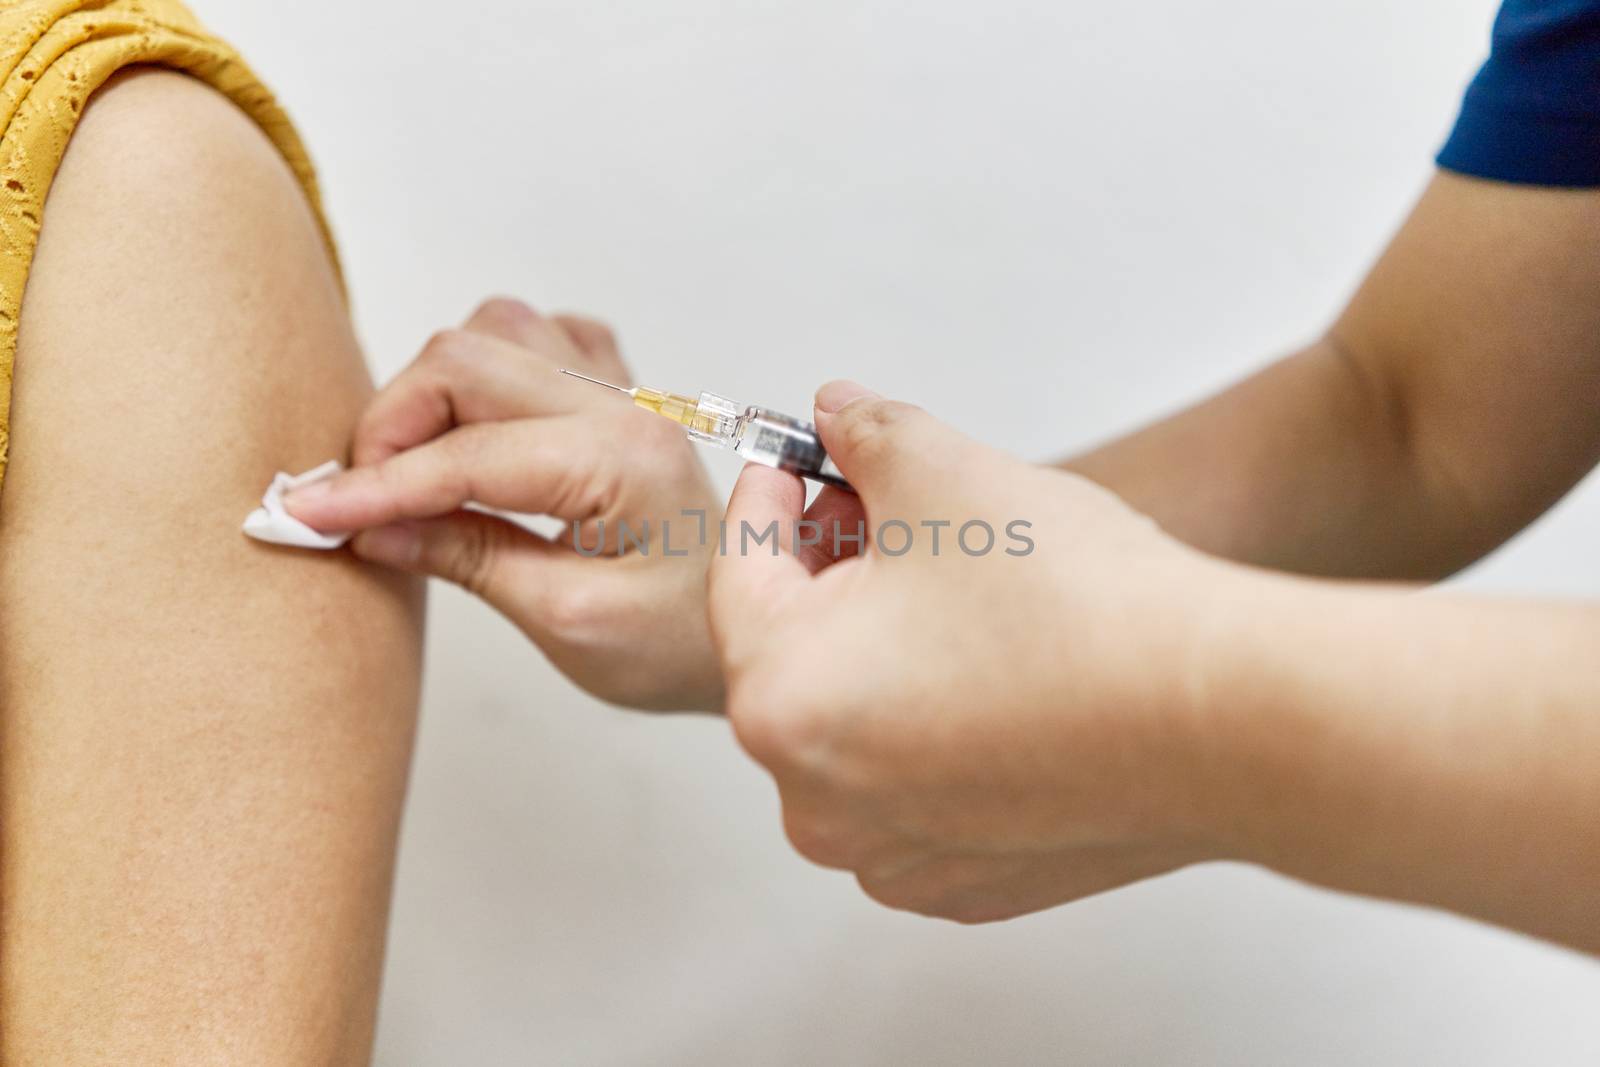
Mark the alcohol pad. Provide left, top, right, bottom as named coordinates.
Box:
left=242, top=461, right=351, bottom=550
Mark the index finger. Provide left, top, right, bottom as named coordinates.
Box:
left=351, top=329, right=617, bottom=468
left=706, top=464, right=811, bottom=667
left=286, top=416, right=602, bottom=532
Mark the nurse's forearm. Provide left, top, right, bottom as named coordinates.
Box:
left=1065, top=173, right=1600, bottom=581
left=1063, top=336, right=1427, bottom=578
left=1196, top=573, right=1600, bottom=952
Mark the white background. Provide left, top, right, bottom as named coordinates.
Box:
left=200, top=1, right=1600, bottom=1062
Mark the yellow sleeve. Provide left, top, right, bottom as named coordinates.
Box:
left=0, top=0, right=342, bottom=491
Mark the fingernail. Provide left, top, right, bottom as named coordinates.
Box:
left=815, top=380, right=879, bottom=414
left=282, top=479, right=334, bottom=512
left=353, top=524, right=421, bottom=567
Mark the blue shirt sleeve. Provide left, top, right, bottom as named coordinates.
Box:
left=1437, top=1, right=1600, bottom=186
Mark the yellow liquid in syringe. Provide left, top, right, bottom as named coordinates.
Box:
left=557, top=370, right=746, bottom=444
left=629, top=386, right=726, bottom=437
left=558, top=367, right=854, bottom=492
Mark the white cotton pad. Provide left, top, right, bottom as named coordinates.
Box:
left=242, top=461, right=352, bottom=550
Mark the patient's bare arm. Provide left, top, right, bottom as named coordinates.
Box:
left=0, top=72, right=424, bottom=1064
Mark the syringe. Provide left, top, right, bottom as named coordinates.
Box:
left=559, top=369, right=853, bottom=492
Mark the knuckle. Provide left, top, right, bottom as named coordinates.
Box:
left=540, top=582, right=611, bottom=637
left=781, top=810, right=854, bottom=870
left=854, top=398, right=923, bottom=432
left=543, top=450, right=612, bottom=522
left=429, top=437, right=483, bottom=500
left=475, top=295, right=537, bottom=325
left=421, top=327, right=481, bottom=367
left=439, top=518, right=506, bottom=597
left=854, top=871, right=922, bottom=913
left=352, top=409, right=393, bottom=465
left=386, top=439, right=475, bottom=516
left=448, top=422, right=494, bottom=463
left=726, top=678, right=834, bottom=771
left=569, top=314, right=617, bottom=348
left=373, top=455, right=421, bottom=500
left=725, top=694, right=787, bottom=767
left=839, top=400, right=924, bottom=458
left=559, top=315, right=632, bottom=380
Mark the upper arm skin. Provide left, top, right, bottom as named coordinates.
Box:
left=0, top=71, right=424, bottom=1064
left=1333, top=171, right=1600, bottom=571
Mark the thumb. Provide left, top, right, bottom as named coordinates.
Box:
left=351, top=508, right=567, bottom=620
left=812, top=380, right=955, bottom=505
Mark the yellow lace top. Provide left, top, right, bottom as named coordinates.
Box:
left=0, top=0, right=340, bottom=493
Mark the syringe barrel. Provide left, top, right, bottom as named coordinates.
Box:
left=733, top=407, right=853, bottom=492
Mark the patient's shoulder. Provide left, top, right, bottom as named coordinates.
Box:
left=8, top=67, right=366, bottom=534
left=45, top=67, right=320, bottom=235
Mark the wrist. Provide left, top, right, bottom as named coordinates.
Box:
left=1170, top=561, right=1409, bottom=880
left=1156, top=556, right=1316, bottom=865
